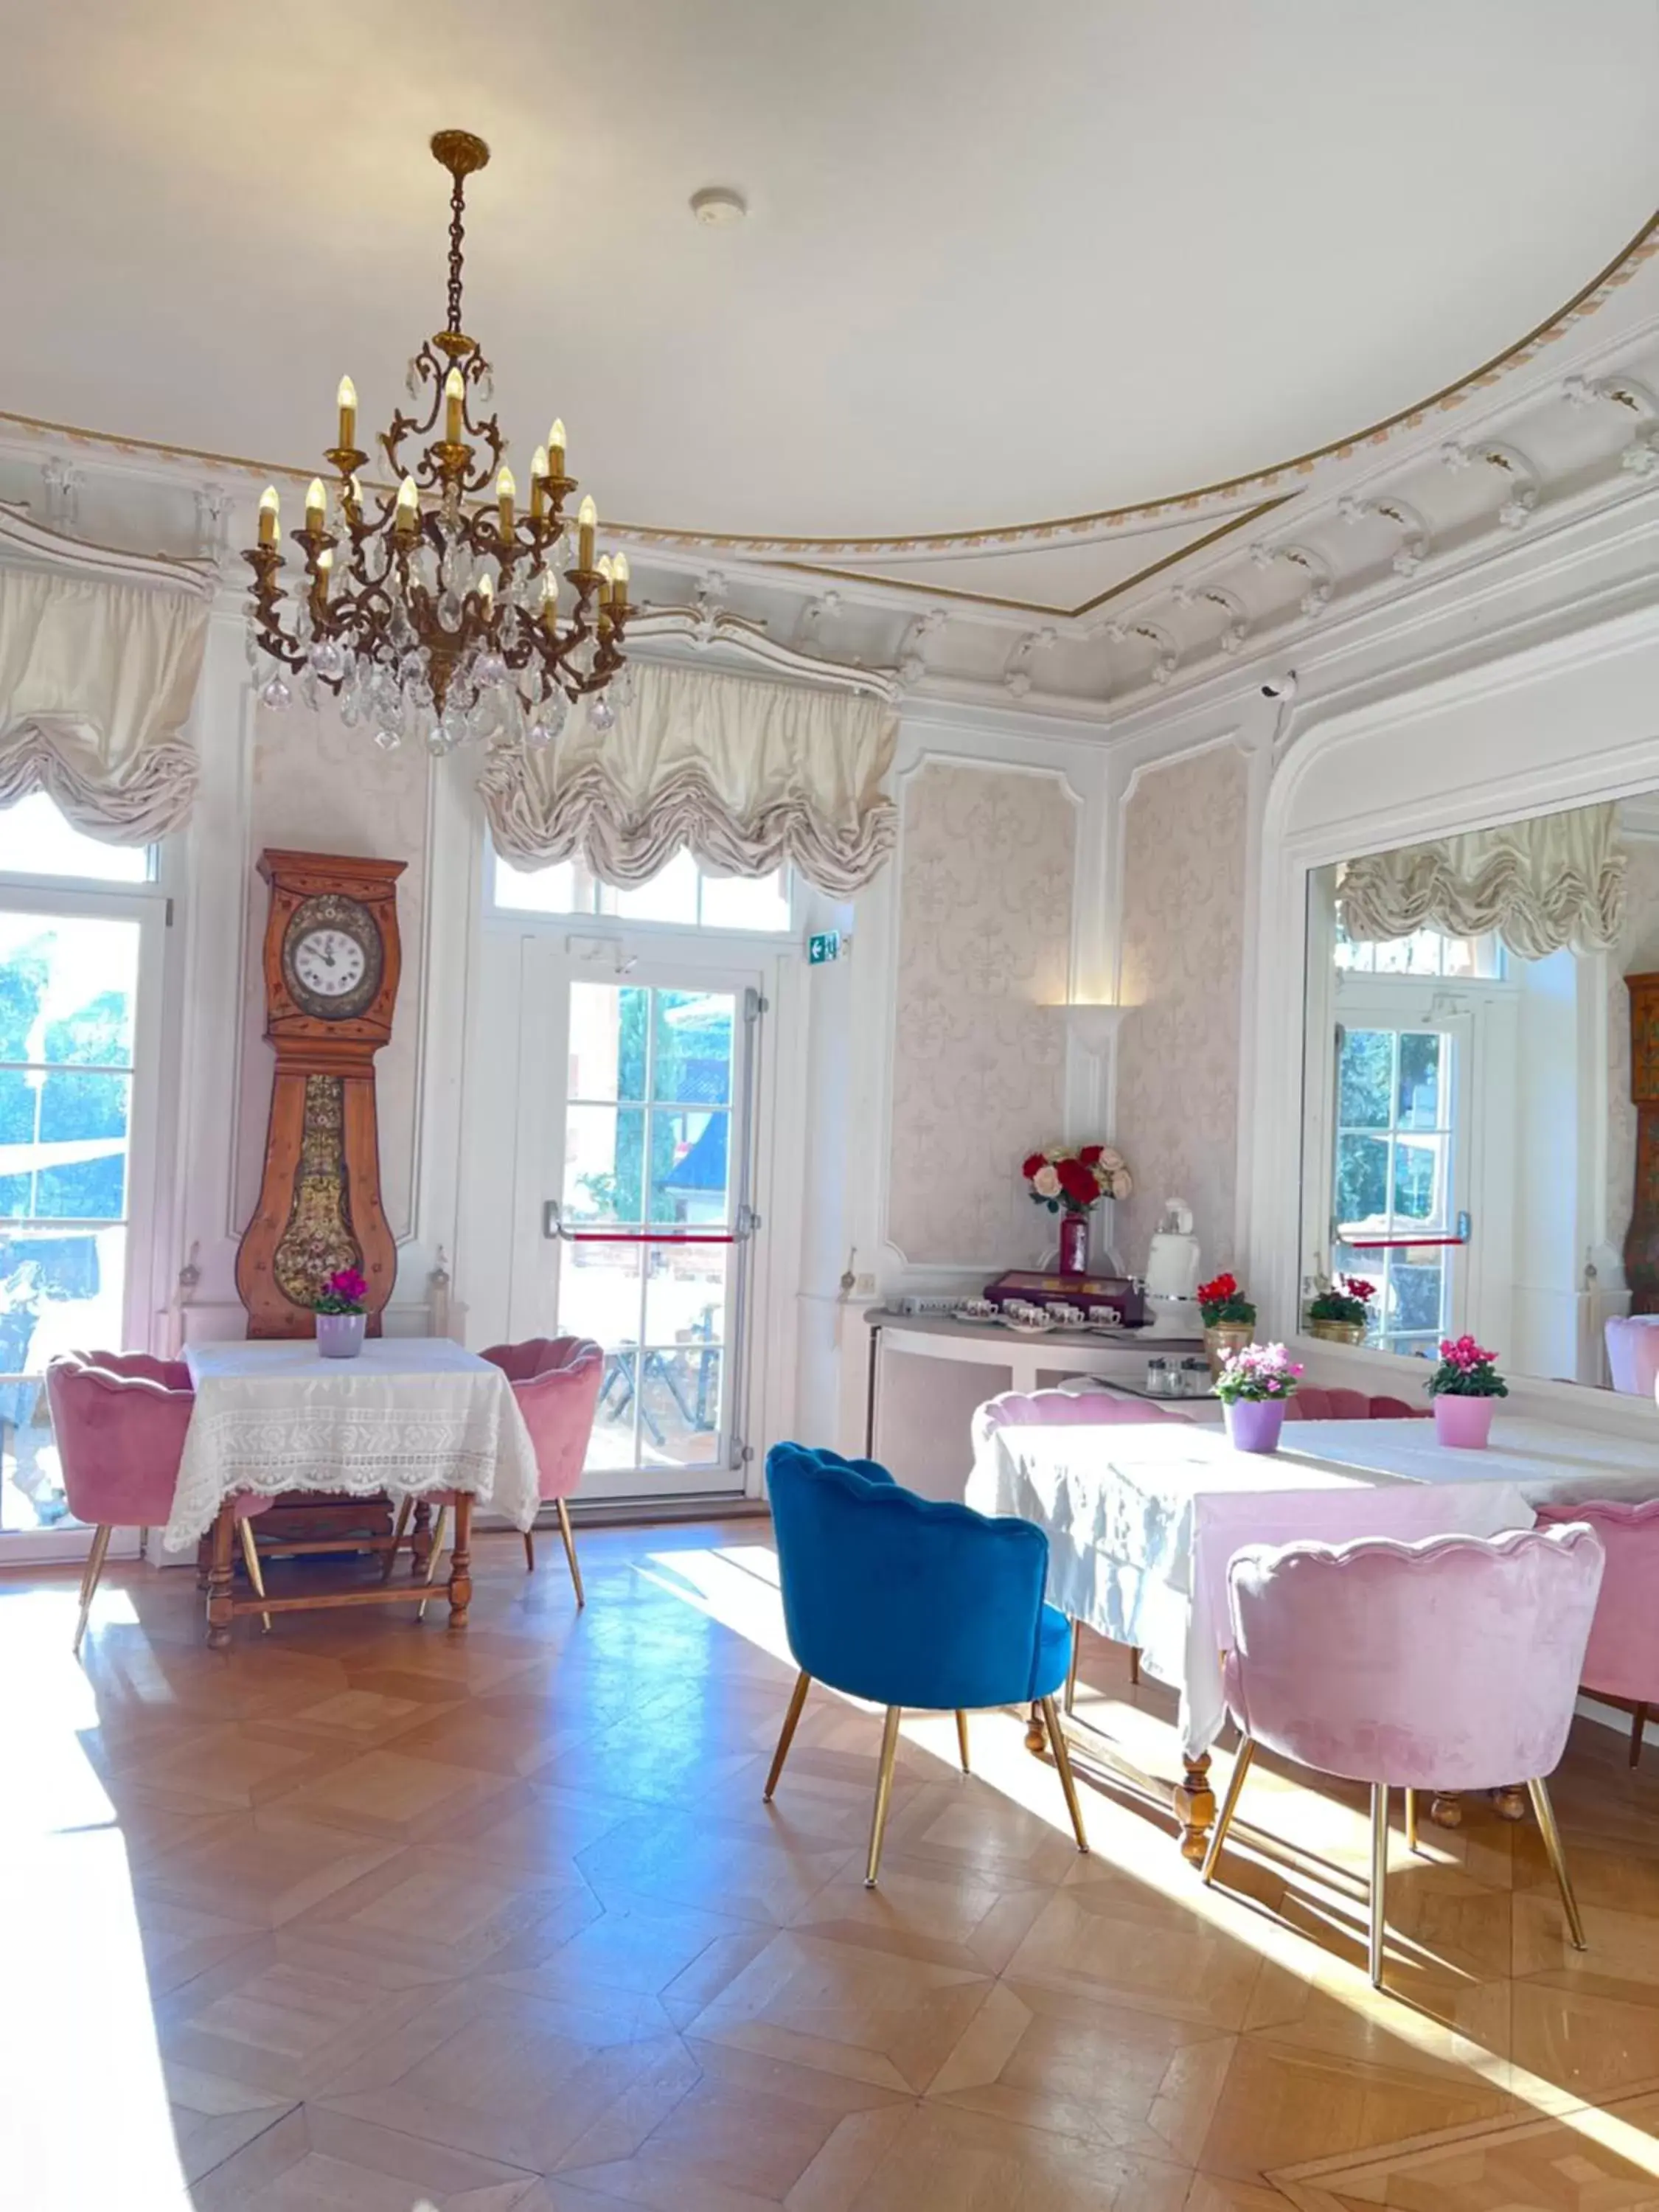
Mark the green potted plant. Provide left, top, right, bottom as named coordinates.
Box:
left=1305, top=1273, right=1375, bottom=1347
left=1425, top=1334, right=1507, bottom=1448
left=1197, top=1271, right=1256, bottom=1375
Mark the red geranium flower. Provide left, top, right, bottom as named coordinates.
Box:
left=1196, top=1273, right=1237, bottom=1306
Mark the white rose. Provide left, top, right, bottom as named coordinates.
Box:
left=1110, top=1168, right=1133, bottom=1200
left=1033, top=1164, right=1062, bottom=1199
left=1043, top=1146, right=1066, bottom=1164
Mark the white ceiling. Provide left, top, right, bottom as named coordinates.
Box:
left=1, top=1, right=1655, bottom=549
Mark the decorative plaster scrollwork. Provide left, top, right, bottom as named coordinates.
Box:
left=1003, top=625, right=1057, bottom=698
left=1440, top=439, right=1539, bottom=529
left=40, top=457, right=81, bottom=529
left=692, top=571, right=728, bottom=643
left=1562, top=374, right=1659, bottom=477
left=896, top=606, right=947, bottom=688
left=1338, top=493, right=1430, bottom=576
left=1248, top=541, right=1333, bottom=620
left=793, top=589, right=841, bottom=649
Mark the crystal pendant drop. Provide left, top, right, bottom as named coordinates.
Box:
left=373, top=726, right=402, bottom=751
left=588, top=695, right=616, bottom=734
left=438, top=590, right=462, bottom=627
left=310, top=638, right=345, bottom=681
left=259, top=673, right=292, bottom=710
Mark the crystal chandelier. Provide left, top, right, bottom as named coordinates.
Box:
left=243, top=129, right=631, bottom=754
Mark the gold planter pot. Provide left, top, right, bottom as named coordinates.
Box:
left=1307, top=1318, right=1366, bottom=1346
left=1203, top=1321, right=1254, bottom=1377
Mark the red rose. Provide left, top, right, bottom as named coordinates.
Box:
left=1078, top=1144, right=1104, bottom=1168
left=1057, top=1158, right=1096, bottom=1205
left=1021, top=1152, right=1046, bottom=1180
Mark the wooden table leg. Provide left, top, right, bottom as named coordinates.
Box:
left=206, top=1500, right=236, bottom=1650
left=1175, top=1750, right=1216, bottom=1865
left=446, top=1491, right=473, bottom=1632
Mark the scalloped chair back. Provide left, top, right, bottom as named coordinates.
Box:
left=1283, top=1386, right=1427, bottom=1422
left=479, top=1335, right=604, bottom=1600
left=762, top=1440, right=1090, bottom=1885
left=1537, top=1498, right=1659, bottom=1764
left=1204, top=1523, right=1604, bottom=1988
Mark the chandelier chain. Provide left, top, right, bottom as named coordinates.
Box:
left=445, top=168, right=468, bottom=339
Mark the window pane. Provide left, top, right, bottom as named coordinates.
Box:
left=1397, top=1033, right=1443, bottom=1130
left=699, top=871, right=790, bottom=932
left=493, top=856, right=582, bottom=915
left=639, top=1346, right=723, bottom=1468
left=1338, top=1030, right=1393, bottom=1130
left=1391, top=1134, right=1444, bottom=1224
left=568, top=983, right=647, bottom=1102
left=1336, top=1133, right=1390, bottom=1228
left=649, top=1107, right=729, bottom=1224
left=563, top=1105, right=644, bottom=1222
left=0, top=795, right=150, bottom=883
left=609, top=850, right=698, bottom=926
left=644, top=1244, right=727, bottom=1348
left=557, top=1243, right=644, bottom=1473
left=1389, top=1259, right=1446, bottom=1335
left=0, top=917, right=139, bottom=1066
left=650, top=991, right=734, bottom=1105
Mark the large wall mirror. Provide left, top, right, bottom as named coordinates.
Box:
left=1298, top=795, right=1659, bottom=1392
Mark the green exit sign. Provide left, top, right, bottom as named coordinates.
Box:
left=807, top=930, right=842, bottom=965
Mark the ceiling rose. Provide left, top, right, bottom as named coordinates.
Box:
left=243, top=130, right=630, bottom=756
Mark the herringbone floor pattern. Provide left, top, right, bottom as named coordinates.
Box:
left=9, top=1518, right=1659, bottom=2209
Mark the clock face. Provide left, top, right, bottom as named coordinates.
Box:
left=280, top=894, right=383, bottom=1020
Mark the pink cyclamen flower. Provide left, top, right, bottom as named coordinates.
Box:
left=329, top=1268, right=368, bottom=1302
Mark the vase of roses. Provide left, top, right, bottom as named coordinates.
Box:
left=1197, top=1272, right=1256, bottom=1374
left=1426, top=1335, right=1506, bottom=1447
left=313, top=1267, right=369, bottom=1358
left=1305, top=1273, right=1376, bottom=1347
left=1214, top=1342, right=1303, bottom=1453
left=1021, top=1144, right=1133, bottom=1276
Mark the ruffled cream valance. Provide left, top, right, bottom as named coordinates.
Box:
left=476, top=660, right=897, bottom=895
left=0, top=562, right=209, bottom=843
left=1338, top=801, right=1625, bottom=960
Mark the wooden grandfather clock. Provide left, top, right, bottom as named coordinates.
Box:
left=236, top=850, right=406, bottom=1337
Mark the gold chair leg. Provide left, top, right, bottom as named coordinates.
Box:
left=1528, top=1775, right=1588, bottom=1950
left=955, top=1708, right=971, bottom=1773
left=1200, top=1735, right=1255, bottom=1884
left=237, top=1517, right=273, bottom=1635
left=763, top=1670, right=811, bottom=1801
left=1040, top=1695, right=1089, bottom=1854
left=1369, top=1783, right=1390, bottom=1989
left=524, top=1524, right=536, bottom=1571
left=865, top=1705, right=902, bottom=1888
left=73, top=1524, right=113, bottom=1657
left=555, top=1498, right=585, bottom=1609
left=382, top=1496, right=412, bottom=1582
left=416, top=1504, right=449, bottom=1621
left=1405, top=1787, right=1422, bottom=1856
left=1064, top=1619, right=1082, bottom=1715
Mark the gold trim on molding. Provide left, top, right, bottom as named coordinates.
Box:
left=0, top=211, right=1652, bottom=566
left=774, top=499, right=1290, bottom=618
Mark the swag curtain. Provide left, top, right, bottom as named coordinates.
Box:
left=476, top=660, right=898, bottom=895
left=1337, top=802, right=1626, bottom=960
left=0, top=564, right=209, bottom=842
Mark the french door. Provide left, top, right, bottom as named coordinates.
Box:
left=509, top=936, right=764, bottom=1503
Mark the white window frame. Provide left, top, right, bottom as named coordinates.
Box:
left=487, top=843, right=799, bottom=943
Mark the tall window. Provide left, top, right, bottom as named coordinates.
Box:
left=0, top=806, right=159, bottom=1538
left=493, top=849, right=791, bottom=933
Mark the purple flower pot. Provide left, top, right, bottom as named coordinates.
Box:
left=316, top=1310, right=366, bottom=1360
left=1224, top=1397, right=1285, bottom=1454
left=1433, top=1394, right=1494, bottom=1449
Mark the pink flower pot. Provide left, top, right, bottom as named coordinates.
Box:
left=1433, top=1394, right=1495, bottom=1449
left=1058, top=1213, right=1090, bottom=1276
left=1225, top=1397, right=1285, bottom=1454
left=316, top=1311, right=366, bottom=1360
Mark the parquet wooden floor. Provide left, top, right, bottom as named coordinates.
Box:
left=10, top=1519, right=1659, bottom=2209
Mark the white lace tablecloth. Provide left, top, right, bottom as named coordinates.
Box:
left=968, top=1422, right=1535, bottom=1756
left=165, top=1337, right=540, bottom=1553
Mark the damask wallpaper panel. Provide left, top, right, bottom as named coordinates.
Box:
left=233, top=700, right=431, bottom=1244
left=886, top=762, right=1076, bottom=1266
left=1113, top=745, right=1248, bottom=1276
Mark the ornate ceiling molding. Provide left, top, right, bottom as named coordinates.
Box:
left=0, top=498, right=216, bottom=596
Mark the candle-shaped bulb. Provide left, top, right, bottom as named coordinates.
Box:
left=257, top=485, right=279, bottom=546
left=335, top=375, right=357, bottom=450
left=305, top=476, right=327, bottom=532
left=611, top=551, right=630, bottom=605
left=316, top=547, right=333, bottom=600
left=444, top=367, right=465, bottom=442
left=395, top=475, right=419, bottom=531
left=548, top=420, right=566, bottom=476
left=541, top=568, right=559, bottom=624
left=577, top=494, right=597, bottom=571
left=496, top=465, right=515, bottom=535
left=529, top=446, right=549, bottom=520
left=478, top=570, right=494, bottom=614
left=597, top=554, right=613, bottom=606
left=530, top=445, right=549, bottom=481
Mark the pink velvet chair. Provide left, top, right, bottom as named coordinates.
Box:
left=1283, top=1387, right=1426, bottom=1422
left=1603, top=1316, right=1659, bottom=1397
left=46, top=1351, right=271, bottom=1653
left=1202, top=1523, right=1604, bottom=1987
left=975, top=1385, right=1188, bottom=1701
left=1537, top=1499, right=1659, bottom=1765
left=390, top=1336, right=605, bottom=1612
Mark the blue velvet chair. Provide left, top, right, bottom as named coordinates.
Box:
left=763, top=1441, right=1088, bottom=1886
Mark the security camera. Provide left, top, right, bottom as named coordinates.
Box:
left=1260, top=671, right=1298, bottom=701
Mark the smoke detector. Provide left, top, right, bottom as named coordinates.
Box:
left=689, top=186, right=748, bottom=227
